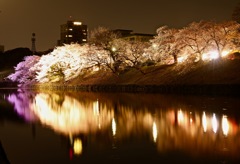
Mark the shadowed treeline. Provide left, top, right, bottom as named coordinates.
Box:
left=0, top=48, right=32, bottom=70
left=0, top=141, right=10, bottom=164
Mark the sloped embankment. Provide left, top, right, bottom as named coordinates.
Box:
left=37, top=60, right=240, bottom=95
left=68, top=60, right=240, bottom=85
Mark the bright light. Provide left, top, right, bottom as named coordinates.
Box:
left=202, top=112, right=207, bottom=132
left=152, top=43, right=157, bottom=48
left=221, top=50, right=230, bottom=57
left=190, top=118, right=193, bottom=124
left=73, top=138, right=83, bottom=155
left=212, top=113, right=218, bottom=133
left=92, top=66, right=99, bottom=72
left=222, top=115, right=229, bottom=136
left=210, top=51, right=219, bottom=59
left=93, top=100, right=99, bottom=116
left=202, top=53, right=208, bottom=60
left=202, top=50, right=219, bottom=61
left=177, top=110, right=184, bottom=125
left=112, top=118, right=116, bottom=136
left=73, top=22, right=82, bottom=25
left=152, top=121, right=158, bottom=142
left=111, top=47, right=116, bottom=52
left=177, top=56, right=186, bottom=63
left=65, top=35, right=73, bottom=38
left=31, top=93, right=114, bottom=135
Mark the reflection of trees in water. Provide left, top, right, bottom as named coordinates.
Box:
left=153, top=110, right=240, bottom=157
left=31, top=92, right=114, bottom=135
left=48, top=93, right=65, bottom=110
left=7, top=89, right=38, bottom=122
left=67, top=92, right=240, bottom=114
left=5, top=90, right=240, bottom=158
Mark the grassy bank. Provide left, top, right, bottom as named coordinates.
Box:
left=33, top=59, right=240, bottom=95
left=67, top=60, right=240, bottom=85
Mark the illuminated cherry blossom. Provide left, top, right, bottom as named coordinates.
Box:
left=34, top=44, right=108, bottom=83
left=7, top=55, right=40, bottom=86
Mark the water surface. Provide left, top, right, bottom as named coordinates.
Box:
left=0, top=89, right=240, bottom=164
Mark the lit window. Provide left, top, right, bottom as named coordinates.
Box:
left=73, top=22, right=82, bottom=25
left=82, top=39, right=87, bottom=41
left=68, top=35, right=73, bottom=37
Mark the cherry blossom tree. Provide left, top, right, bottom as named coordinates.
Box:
left=89, top=26, right=123, bottom=73
left=34, top=43, right=109, bottom=83
left=205, top=21, right=240, bottom=59
left=7, top=21, right=240, bottom=86
left=7, top=55, right=40, bottom=86
left=121, top=40, right=149, bottom=74
left=149, top=21, right=240, bottom=64
left=81, top=44, right=109, bottom=72
left=147, top=26, right=179, bottom=65
left=175, top=21, right=211, bottom=62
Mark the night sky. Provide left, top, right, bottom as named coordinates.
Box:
left=0, top=0, right=239, bottom=51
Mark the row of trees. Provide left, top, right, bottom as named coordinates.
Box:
left=147, top=21, right=240, bottom=64
left=8, top=21, right=240, bottom=86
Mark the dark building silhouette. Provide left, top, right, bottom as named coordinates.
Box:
left=58, top=20, right=88, bottom=46
left=232, top=3, right=240, bottom=23
left=113, top=29, right=154, bottom=42
left=0, top=45, right=4, bottom=52
left=31, top=33, right=36, bottom=54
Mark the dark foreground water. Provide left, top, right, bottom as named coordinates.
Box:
left=0, top=89, right=240, bottom=164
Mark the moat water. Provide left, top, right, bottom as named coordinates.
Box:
left=0, top=89, right=240, bottom=164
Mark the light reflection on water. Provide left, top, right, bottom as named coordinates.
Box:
left=1, top=89, right=240, bottom=163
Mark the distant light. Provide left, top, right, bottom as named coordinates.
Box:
left=73, top=138, right=83, bottom=155
left=222, top=50, right=230, bottom=57
left=222, top=115, right=229, bottom=136
left=202, top=50, right=219, bottom=61
left=111, top=47, right=116, bottom=52
left=152, top=122, right=158, bottom=142
left=152, top=43, right=157, bottom=48
left=65, top=35, right=73, bottom=38
left=74, top=22, right=82, bottom=25
left=69, top=28, right=73, bottom=31
left=177, top=56, right=186, bottom=63
left=210, top=51, right=219, bottom=59
left=93, top=100, right=99, bottom=116
left=82, top=39, right=87, bottom=42
left=202, top=112, right=207, bottom=132
left=177, top=110, right=184, bottom=125
left=212, top=113, right=218, bottom=133
left=190, top=118, right=193, bottom=124
left=112, top=118, right=116, bottom=136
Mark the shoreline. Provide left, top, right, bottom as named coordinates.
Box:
left=1, top=83, right=239, bottom=94
left=33, top=84, right=240, bottom=96
left=1, top=82, right=240, bottom=96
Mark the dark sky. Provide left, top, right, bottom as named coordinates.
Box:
left=0, top=0, right=239, bottom=51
